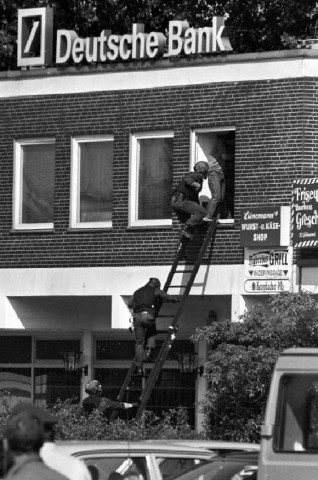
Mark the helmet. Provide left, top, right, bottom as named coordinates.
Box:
left=85, top=380, right=102, bottom=395
left=149, top=277, right=161, bottom=289
left=194, top=161, right=209, bottom=176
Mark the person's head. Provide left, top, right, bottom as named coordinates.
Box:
left=193, top=161, right=209, bottom=178
left=148, top=278, right=161, bottom=289
left=85, top=379, right=103, bottom=396
left=9, top=402, right=58, bottom=443
left=4, top=411, right=44, bottom=457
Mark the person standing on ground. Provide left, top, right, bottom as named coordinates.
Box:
left=3, top=411, right=68, bottom=480
left=128, top=277, right=179, bottom=375
left=9, top=403, right=91, bottom=480
left=171, top=161, right=209, bottom=239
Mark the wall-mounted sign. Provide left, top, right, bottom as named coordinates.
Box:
left=244, top=247, right=292, bottom=294
left=17, top=8, right=232, bottom=68
left=240, top=206, right=290, bottom=247
left=292, top=178, right=318, bottom=248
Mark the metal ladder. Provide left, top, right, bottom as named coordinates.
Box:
left=111, top=219, right=217, bottom=421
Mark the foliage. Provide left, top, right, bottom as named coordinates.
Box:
left=192, top=291, right=318, bottom=442
left=1, top=0, right=318, bottom=70
left=0, top=395, right=197, bottom=440
left=51, top=401, right=197, bottom=440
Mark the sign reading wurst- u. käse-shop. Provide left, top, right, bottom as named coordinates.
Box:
left=17, top=7, right=232, bottom=67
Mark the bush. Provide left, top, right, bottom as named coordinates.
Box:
left=192, top=291, right=318, bottom=442
left=0, top=395, right=198, bottom=441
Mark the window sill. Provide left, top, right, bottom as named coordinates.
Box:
left=67, top=227, right=113, bottom=233
left=126, top=225, right=173, bottom=230
left=10, top=228, right=55, bottom=234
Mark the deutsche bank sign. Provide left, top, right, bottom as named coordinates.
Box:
left=17, top=7, right=232, bottom=68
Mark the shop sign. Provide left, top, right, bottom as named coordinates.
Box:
left=240, top=206, right=290, bottom=247
left=17, top=7, right=232, bottom=68
left=292, top=178, right=318, bottom=248
left=244, top=247, right=292, bottom=294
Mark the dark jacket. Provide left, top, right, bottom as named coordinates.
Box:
left=82, top=394, right=126, bottom=415
left=128, top=283, right=176, bottom=315
left=173, top=171, right=204, bottom=203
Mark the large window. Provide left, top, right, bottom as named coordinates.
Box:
left=0, top=335, right=81, bottom=408
left=13, top=139, right=55, bottom=230
left=130, top=132, right=173, bottom=227
left=70, top=136, right=114, bottom=229
left=191, top=128, right=235, bottom=223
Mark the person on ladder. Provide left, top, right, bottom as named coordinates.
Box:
left=128, top=278, right=179, bottom=375
left=171, top=161, right=209, bottom=240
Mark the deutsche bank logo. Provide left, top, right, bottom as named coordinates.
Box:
left=17, top=7, right=53, bottom=67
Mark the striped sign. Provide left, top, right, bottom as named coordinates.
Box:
left=292, top=178, right=318, bottom=248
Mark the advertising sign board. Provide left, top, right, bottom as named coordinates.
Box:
left=240, top=206, right=290, bottom=247
left=244, top=247, right=292, bottom=294
left=292, top=178, right=318, bottom=248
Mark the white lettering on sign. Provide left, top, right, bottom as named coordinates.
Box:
left=55, top=17, right=232, bottom=64
left=253, top=234, right=267, bottom=242
left=295, top=210, right=318, bottom=230
left=24, top=20, right=40, bottom=54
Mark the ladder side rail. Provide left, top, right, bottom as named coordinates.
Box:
left=135, top=220, right=217, bottom=418
left=135, top=330, right=175, bottom=420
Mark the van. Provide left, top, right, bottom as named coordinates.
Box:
left=258, top=348, right=318, bottom=480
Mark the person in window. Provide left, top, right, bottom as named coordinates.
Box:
left=128, top=278, right=179, bottom=375
left=80, top=380, right=138, bottom=415
left=171, top=161, right=209, bottom=240
left=203, top=135, right=232, bottom=222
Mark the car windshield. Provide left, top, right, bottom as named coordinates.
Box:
left=83, top=456, right=149, bottom=480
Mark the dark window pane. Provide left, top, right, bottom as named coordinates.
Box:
left=80, top=141, right=113, bottom=222
left=96, top=340, right=135, bottom=360
left=138, top=137, right=173, bottom=220
left=36, top=339, right=81, bottom=360
left=35, top=368, right=81, bottom=406
left=22, top=143, right=55, bottom=224
left=0, top=336, right=32, bottom=363
left=0, top=368, right=32, bottom=403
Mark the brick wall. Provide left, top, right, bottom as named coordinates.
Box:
left=0, top=76, right=316, bottom=268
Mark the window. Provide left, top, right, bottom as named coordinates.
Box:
left=13, top=139, right=55, bottom=230
left=130, top=132, right=173, bottom=227
left=190, top=128, right=235, bottom=223
left=70, top=136, right=114, bottom=229
left=0, top=334, right=81, bottom=407
left=274, top=374, right=318, bottom=452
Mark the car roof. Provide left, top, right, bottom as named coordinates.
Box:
left=55, top=440, right=215, bottom=458
left=147, top=440, right=260, bottom=454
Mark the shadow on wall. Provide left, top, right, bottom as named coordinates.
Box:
left=5, top=296, right=111, bottom=330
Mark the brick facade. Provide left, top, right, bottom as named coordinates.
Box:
left=0, top=69, right=317, bottom=268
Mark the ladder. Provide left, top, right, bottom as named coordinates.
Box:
left=111, top=219, right=217, bottom=421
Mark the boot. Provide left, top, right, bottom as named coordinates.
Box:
left=143, top=347, right=155, bottom=363
left=181, top=226, right=194, bottom=240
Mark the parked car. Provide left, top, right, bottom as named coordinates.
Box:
left=173, top=451, right=258, bottom=480
left=154, top=440, right=260, bottom=455
left=56, top=440, right=216, bottom=480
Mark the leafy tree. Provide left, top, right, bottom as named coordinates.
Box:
left=1, top=0, right=318, bottom=70
left=192, top=291, right=318, bottom=442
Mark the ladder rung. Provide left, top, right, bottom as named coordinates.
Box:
left=168, top=285, right=186, bottom=288
left=174, top=269, right=194, bottom=273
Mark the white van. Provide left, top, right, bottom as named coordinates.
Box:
left=258, top=348, right=318, bottom=480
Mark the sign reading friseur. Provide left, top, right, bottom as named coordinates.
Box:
left=17, top=7, right=232, bottom=68
left=292, top=178, right=318, bottom=248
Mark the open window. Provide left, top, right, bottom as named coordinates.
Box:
left=190, top=128, right=235, bottom=223
left=129, top=132, right=173, bottom=227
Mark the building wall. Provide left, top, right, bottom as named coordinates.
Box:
left=0, top=70, right=313, bottom=268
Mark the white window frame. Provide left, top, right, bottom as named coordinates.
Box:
left=13, top=138, right=55, bottom=231
left=190, top=127, right=235, bottom=225
left=129, top=131, right=174, bottom=228
left=70, top=135, right=114, bottom=230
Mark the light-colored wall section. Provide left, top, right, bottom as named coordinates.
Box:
left=0, top=265, right=244, bottom=330
left=1, top=54, right=318, bottom=99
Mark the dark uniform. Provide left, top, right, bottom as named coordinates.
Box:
left=171, top=161, right=209, bottom=239
left=128, top=278, right=178, bottom=374
left=80, top=380, right=137, bottom=417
